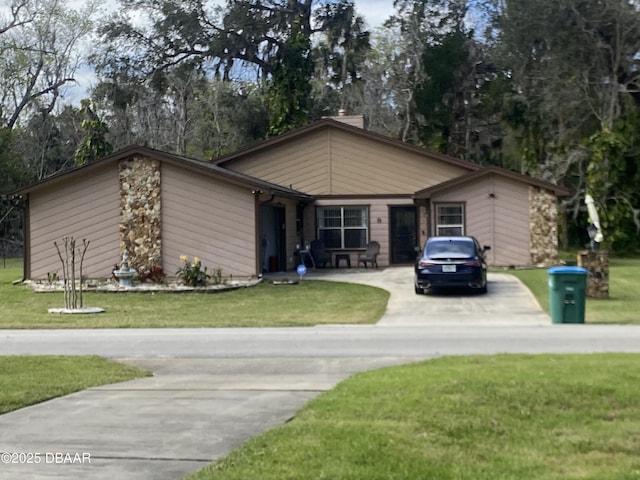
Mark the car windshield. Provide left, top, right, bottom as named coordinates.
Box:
left=426, top=239, right=475, bottom=259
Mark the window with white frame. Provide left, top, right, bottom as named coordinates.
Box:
left=317, top=206, right=368, bottom=249
left=435, top=203, right=465, bottom=236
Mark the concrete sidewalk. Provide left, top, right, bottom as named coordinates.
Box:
left=0, top=357, right=417, bottom=480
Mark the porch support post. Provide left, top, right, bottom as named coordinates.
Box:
left=252, top=189, right=263, bottom=276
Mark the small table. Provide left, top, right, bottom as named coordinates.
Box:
left=335, top=253, right=351, bottom=268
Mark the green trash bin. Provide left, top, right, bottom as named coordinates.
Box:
left=548, top=266, right=588, bottom=324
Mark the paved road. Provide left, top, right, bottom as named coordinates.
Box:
left=1, top=268, right=639, bottom=480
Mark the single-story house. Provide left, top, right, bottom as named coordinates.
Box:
left=11, top=116, right=570, bottom=281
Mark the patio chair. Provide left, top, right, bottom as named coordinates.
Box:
left=310, top=240, right=332, bottom=268
left=358, top=241, right=380, bottom=269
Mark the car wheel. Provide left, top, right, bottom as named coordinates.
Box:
left=414, top=284, right=424, bottom=295
left=479, top=283, right=487, bottom=294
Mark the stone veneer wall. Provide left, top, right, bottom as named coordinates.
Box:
left=529, top=186, right=559, bottom=266
left=119, top=156, right=162, bottom=276
left=578, top=249, right=610, bottom=299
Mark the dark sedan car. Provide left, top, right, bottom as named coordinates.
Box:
left=414, top=236, right=490, bottom=294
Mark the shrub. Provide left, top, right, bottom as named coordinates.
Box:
left=139, top=266, right=166, bottom=284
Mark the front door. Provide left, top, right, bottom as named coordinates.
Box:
left=390, top=206, right=418, bottom=264
left=260, top=205, right=287, bottom=273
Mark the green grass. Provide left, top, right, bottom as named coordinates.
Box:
left=3, top=257, right=639, bottom=478
left=0, top=355, right=149, bottom=414
left=507, top=258, right=640, bottom=324
left=188, top=354, right=640, bottom=480
left=0, top=261, right=389, bottom=328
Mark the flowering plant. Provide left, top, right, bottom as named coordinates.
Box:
left=139, top=265, right=166, bottom=284
left=176, top=255, right=211, bottom=287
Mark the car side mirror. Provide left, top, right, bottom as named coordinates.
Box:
left=482, top=245, right=491, bottom=253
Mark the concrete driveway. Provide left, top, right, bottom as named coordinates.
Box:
left=2, top=268, right=639, bottom=480
left=304, top=267, right=550, bottom=325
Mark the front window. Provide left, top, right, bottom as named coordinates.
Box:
left=435, top=203, right=465, bottom=236
left=317, top=206, right=368, bottom=249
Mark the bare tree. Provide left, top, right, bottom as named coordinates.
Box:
left=54, top=236, right=90, bottom=310
left=0, top=0, right=96, bottom=130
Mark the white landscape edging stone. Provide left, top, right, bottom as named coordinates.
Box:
left=48, top=307, right=105, bottom=314
left=28, top=278, right=262, bottom=294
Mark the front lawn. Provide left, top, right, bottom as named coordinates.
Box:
left=0, top=356, right=149, bottom=414
left=0, top=260, right=389, bottom=328
left=507, top=257, right=640, bottom=324
left=188, top=354, right=640, bottom=480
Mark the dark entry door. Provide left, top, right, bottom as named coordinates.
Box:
left=260, top=205, right=287, bottom=273
left=390, top=206, right=417, bottom=264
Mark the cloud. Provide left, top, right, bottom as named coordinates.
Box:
left=357, top=0, right=395, bottom=29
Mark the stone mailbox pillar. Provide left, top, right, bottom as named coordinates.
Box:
left=577, top=249, right=609, bottom=299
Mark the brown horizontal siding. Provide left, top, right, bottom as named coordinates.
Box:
left=29, top=164, right=120, bottom=279
left=31, top=211, right=118, bottom=263
left=227, top=127, right=471, bottom=196
left=225, top=130, right=331, bottom=194
left=430, top=174, right=531, bottom=266
left=161, top=164, right=256, bottom=278
left=431, top=177, right=493, bottom=245
left=466, top=207, right=493, bottom=247
left=328, top=130, right=469, bottom=194
left=492, top=175, right=530, bottom=265
left=287, top=159, right=329, bottom=193
left=369, top=201, right=390, bottom=266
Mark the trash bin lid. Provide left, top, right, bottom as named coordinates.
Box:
left=548, top=266, right=588, bottom=275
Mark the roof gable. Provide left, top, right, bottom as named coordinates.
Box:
left=215, top=119, right=481, bottom=195
left=10, top=128, right=570, bottom=201
left=10, top=145, right=312, bottom=201
left=414, top=166, right=571, bottom=199
left=215, top=118, right=481, bottom=171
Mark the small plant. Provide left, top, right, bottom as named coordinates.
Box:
left=54, top=236, right=89, bottom=309
left=47, top=272, right=58, bottom=284
left=139, top=266, right=166, bottom=284
left=211, top=266, right=224, bottom=285
left=111, top=263, right=120, bottom=281
left=177, top=255, right=211, bottom=287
